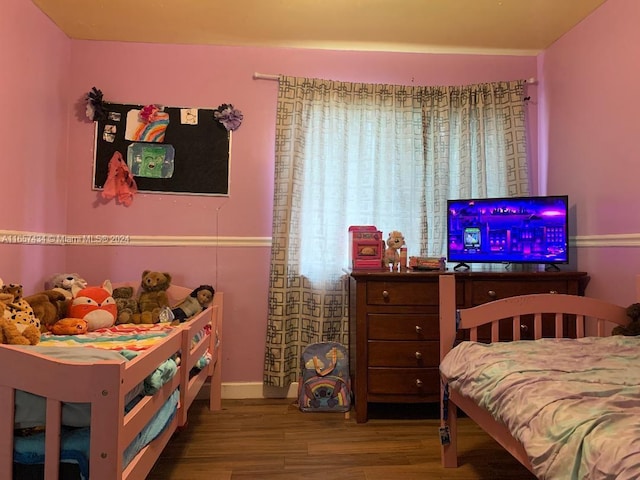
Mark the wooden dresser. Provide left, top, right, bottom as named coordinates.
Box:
left=347, top=269, right=589, bottom=423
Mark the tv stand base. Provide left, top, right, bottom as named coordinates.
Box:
left=453, top=263, right=470, bottom=272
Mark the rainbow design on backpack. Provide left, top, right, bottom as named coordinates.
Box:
left=301, top=376, right=350, bottom=411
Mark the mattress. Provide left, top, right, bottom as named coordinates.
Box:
left=440, top=336, right=640, bottom=479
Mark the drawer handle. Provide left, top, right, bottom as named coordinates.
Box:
left=415, top=379, right=423, bottom=388
left=487, top=290, right=497, bottom=298
left=415, top=351, right=422, bottom=360
left=382, top=290, right=389, bottom=299
left=415, top=325, right=422, bottom=334
left=549, top=290, right=558, bottom=294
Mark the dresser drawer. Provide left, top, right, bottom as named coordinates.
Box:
left=368, top=368, right=440, bottom=396
left=368, top=314, right=438, bottom=340
left=366, top=281, right=439, bottom=306
left=471, top=280, right=568, bottom=304
left=368, top=340, right=439, bottom=367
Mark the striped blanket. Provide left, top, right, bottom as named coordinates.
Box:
left=40, top=323, right=177, bottom=351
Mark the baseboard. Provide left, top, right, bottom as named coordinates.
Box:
left=196, top=381, right=298, bottom=400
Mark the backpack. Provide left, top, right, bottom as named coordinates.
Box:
left=298, top=341, right=351, bottom=413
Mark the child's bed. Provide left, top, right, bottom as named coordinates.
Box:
left=0, top=283, right=223, bottom=480
left=438, top=273, right=640, bottom=479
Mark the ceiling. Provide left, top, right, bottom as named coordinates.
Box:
left=32, top=0, right=608, bottom=55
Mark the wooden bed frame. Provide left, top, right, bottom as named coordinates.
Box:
left=438, top=273, right=635, bottom=474
left=0, top=284, right=223, bottom=480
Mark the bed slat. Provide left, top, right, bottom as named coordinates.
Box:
left=44, top=398, right=62, bottom=480
left=0, top=384, right=15, bottom=480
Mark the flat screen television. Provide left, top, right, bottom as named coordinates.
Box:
left=446, top=195, right=569, bottom=269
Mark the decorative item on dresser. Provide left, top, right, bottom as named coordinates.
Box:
left=347, top=269, right=589, bottom=423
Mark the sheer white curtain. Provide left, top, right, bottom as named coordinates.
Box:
left=297, top=82, right=427, bottom=282
left=264, top=76, right=529, bottom=388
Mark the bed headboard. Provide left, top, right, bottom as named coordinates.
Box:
left=439, top=274, right=639, bottom=362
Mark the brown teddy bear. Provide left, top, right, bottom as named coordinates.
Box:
left=113, top=286, right=139, bottom=324
left=132, top=271, right=172, bottom=324
left=24, top=289, right=69, bottom=333
left=0, top=293, right=40, bottom=345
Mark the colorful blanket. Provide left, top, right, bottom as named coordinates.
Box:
left=440, top=336, right=640, bottom=480
left=40, top=323, right=177, bottom=351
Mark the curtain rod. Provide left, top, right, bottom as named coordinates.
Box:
left=253, top=71, right=537, bottom=84
left=253, top=72, right=279, bottom=81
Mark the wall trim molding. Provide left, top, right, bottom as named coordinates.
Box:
left=0, top=230, right=272, bottom=247
left=571, top=233, right=640, bottom=248
left=2, top=230, right=640, bottom=248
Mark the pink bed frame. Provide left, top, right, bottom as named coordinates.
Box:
left=0, top=284, right=224, bottom=480
left=438, top=273, right=636, bottom=474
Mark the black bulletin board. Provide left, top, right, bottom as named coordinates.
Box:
left=93, top=103, right=230, bottom=196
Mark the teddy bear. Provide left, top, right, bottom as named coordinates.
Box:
left=0, top=292, right=40, bottom=345
left=131, top=271, right=172, bottom=324
left=383, top=230, right=405, bottom=269
left=24, top=289, right=69, bottom=333
left=44, top=273, right=87, bottom=300
left=171, top=285, right=215, bottom=323
left=113, top=286, right=139, bottom=324
left=612, top=303, right=640, bottom=336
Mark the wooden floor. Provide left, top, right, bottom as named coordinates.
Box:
left=146, top=398, right=536, bottom=480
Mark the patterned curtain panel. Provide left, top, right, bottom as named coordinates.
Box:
left=264, top=76, right=528, bottom=388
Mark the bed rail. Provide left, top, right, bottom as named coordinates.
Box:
left=178, top=291, right=223, bottom=425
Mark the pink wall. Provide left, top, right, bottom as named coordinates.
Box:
left=0, top=0, right=70, bottom=288
left=540, top=0, right=640, bottom=305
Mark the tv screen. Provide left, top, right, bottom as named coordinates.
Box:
left=446, top=195, right=569, bottom=267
